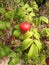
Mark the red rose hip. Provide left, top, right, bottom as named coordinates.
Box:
left=19, top=22, right=31, bottom=33
left=46, top=58, right=49, bottom=65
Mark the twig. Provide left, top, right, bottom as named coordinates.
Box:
left=0, top=31, right=10, bottom=39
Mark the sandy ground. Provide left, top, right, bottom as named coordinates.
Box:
left=0, top=56, right=25, bottom=65
left=0, top=57, right=9, bottom=65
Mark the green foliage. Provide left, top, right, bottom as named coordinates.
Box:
left=12, top=25, right=21, bottom=38
left=0, top=45, right=21, bottom=65
left=0, top=46, right=11, bottom=58
left=12, top=29, right=21, bottom=38
left=34, top=17, right=41, bottom=25
left=9, top=51, right=17, bottom=58
left=21, top=28, right=43, bottom=61
left=21, top=38, right=33, bottom=50
left=14, top=3, right=36, bottom=22
left=22, top=54, right=29, bottom=63
left=34, top=39, right=43, bottom=51
left=28, top=44, right=38, bottom=60
left=8, top=57, right=20, bottom=65
left=14, top=7, right=26, bottom=22
left=40, top=16, right=49, bottom=23
left=34, top=16, right=49, bottom=25
left=15, top=47, right=22, bottom=58
left=32, top=28, right=40, bottom=39
left=4, top=46, right=11, bottom=54
left=0, top=7, right=6, bottom=15
left=5, top=21, right=10, bottom=28
left=0, top=21, right=10, bottom=30
left=14, top=25, right=20, bottom=30
left=39, top=54, right=46, bottom=65
left=0, top=47, right=6, bottom=58
left=23, top=31, right=33, bottom=39
left=5, top=11, right=14, bottom=20
left=0, top=0, right=49, bottom=65
left=31, top=53, right=46, bottom=65
left=0, top=21, right=6, bottom=30
left=41, top=28, right=49, bottom=37
left=29, top=1, right=39, bottom=11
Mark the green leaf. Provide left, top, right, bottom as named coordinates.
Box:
left=23, top=4, right=29, bottom=9
left=17, top=7, right=24, bottom=16
left=42, top=28, right=49, bottom=37
left=15, top=48, right=22, bottom=58
left=14, top=7, right=25, bottom=21
left=15, top=0, right=20, bottom=4
left=0, top=47, right=6, bottom=58
left=28, top=44, right=38, bottom=60
left=34, top=18, right=40, bottom=25
left=23, top=31, right=33, bottom=39
left=5, top=11, right=14, bottom=20
left=4, top=46, right=11, bottom=54
left=14, top=25, right=19, bottom=30
left=12, top=30, right=21, bottom=38
left=27, top=7, right=32, bottom=12
left=5, top=22, right=10, bottom=28
left=40, top=16, right=49, bottom=23
left=0, top=21, right=10, bottom=30
left=8, top=57, right=20, bottom=65
left=45, top=28, right=49, bottom=37
left=30, top=1, right=39, bottom=11
left=9, top=51, right=16, bottom=58
left=0, top=21, right=6, bottom=30
left=21, top=38, right=33, bottom=50
left=34, top=32, right=40, bottom=39
left=33, top=28, right=40, bottom=39
left=22, top=54, right=29, bottom=63
left=26, top=15, right=32, bottom=22
left=33, top=7, right=38, bottom=11
left=1, top=22, right=6, bottom=30
left=34, top=39, right=43, bottom=52
left=0, top=7, right=6, bottom=14
left=32, top=1, right=38, bottom=7
left=39, top=54, right=46, bottom=65
left=30, top=12, right=35, bottom=17
left=0, top=3, right=3, bottom=7
left=30, top=53, right=46, bottom=65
